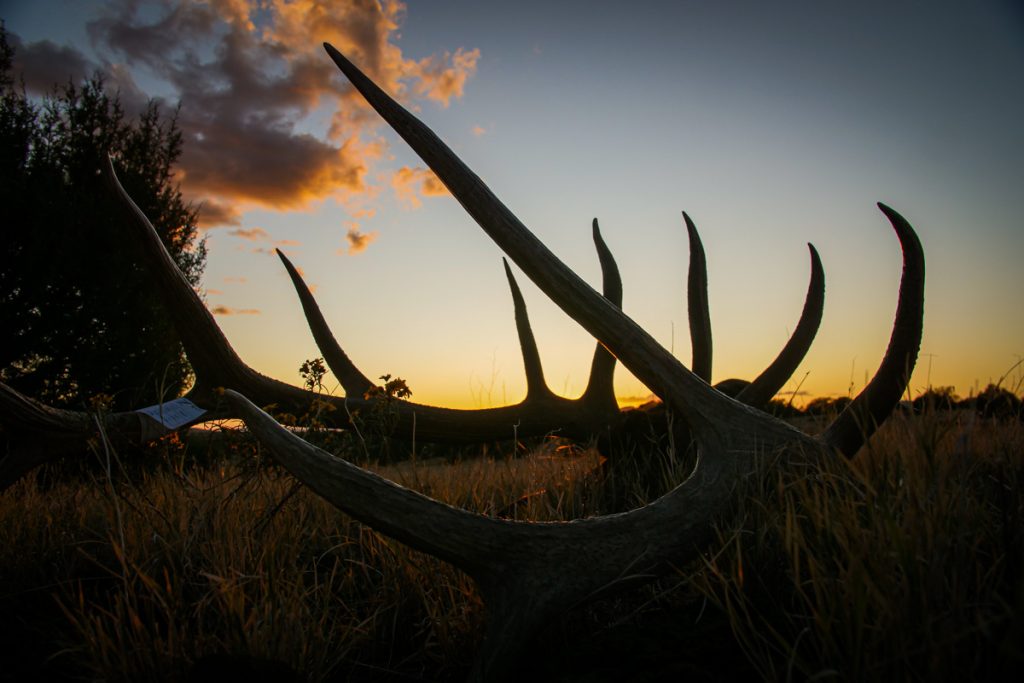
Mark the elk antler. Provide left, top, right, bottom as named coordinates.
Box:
left=205, top=43, right=923, bottom=680
left=0, top=40, right=923, bottom=682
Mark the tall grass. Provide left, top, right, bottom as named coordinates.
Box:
left=693, top=410, right=1024, bottom=681
left=0, top=433, right=600, bottom=681
left=1, top=408, right=1021, bottom=681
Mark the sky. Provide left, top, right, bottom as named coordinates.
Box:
left=2, top=0, right=1022, bottom=409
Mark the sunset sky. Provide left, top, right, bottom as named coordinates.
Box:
left=3, top=0, right=1022, bottom=408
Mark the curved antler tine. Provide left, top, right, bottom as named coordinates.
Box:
left=684, top=212, right=713, bottom=383
left=276, top=249, right=376, bottom=396
left=820, top=204, right=924, bottom=457
left=736, top=243, right=825, bottom=408
left=502, top=258, right=553, bottom=400
left=322, top=43, right=758, bottom=442
left=580, top=218, right=621, bottom=411
left=101, top=156, right=249, bottom=391
left=101, top=156, right=349, bottom=416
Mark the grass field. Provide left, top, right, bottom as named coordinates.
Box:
left=1, top=407, right=1021, bottom=681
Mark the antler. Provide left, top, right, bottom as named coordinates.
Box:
left=207, top=43, right=922, bottom=680
left=0, top=40, right=923, bottom=682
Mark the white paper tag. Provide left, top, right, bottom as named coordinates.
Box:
left=135, top=398, right=207, bottom=429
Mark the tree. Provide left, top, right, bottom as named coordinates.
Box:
left=0, top=25, right=206, bottom=411
left=911, top=385, right=959, bottom=413
left=968, top=384, right=1022, bottom=420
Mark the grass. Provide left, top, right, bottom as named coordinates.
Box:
left=1, top=408, right=1021, bottom=681
left=694, top=410, right=1024, bottom=681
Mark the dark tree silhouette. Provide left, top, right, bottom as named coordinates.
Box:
left=0, top=25, right=206, bottom=411
left=968, top=384, right=1022, bottom=420
left=802, top=395, right=852, bottom=417
left=911, top=385, right=959, bottom=413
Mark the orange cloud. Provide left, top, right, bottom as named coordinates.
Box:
left=229, top=227, right=269, bottom=241
left=196, top=197, right=243, bottom=228
left=391, top=165, right=450, bottom=207
left=472, top=125, right=487, bottom=137
left=228, top=226, right=301, bottom=252
left=409, top=48, right=480, bottom=107
left=343, top=228, right=378, bottom=255
left=211, top=306, right=261, bottom=316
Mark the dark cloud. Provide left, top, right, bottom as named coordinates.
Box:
left=8, top=33, right=94, bottom=94
left=7, top=30, right=152, bottom=116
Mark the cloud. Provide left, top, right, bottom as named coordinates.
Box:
left=211, top=306, right=260, bottom=315
left=391, top=165, right=449, bottom=207
left=6, top=29, right=156, bottom=120
left=229, top=227, right=269, bottom=241
left=343, top=228, right=377, bottom=255
left=471, top=125, right=487, bottom=137
left=76, top=0, right=479, bottom=216
left=408, top=48, right=480, bottom=107
left=205, top=288, right=224, bottom=295
left=226, top=227, right=300, bottom=252
left=8, top=34, right=95, bottom=95
left=195, top=197, right=243, bottom=227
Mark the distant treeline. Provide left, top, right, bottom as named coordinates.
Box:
left=764, top=383, right=1022, bottom=421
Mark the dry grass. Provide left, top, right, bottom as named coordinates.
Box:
left=694, top=410, right=1024, bottom=681
left=1, top=410, right=1021, bottom=681
left=0, top=434, right=602, bottom=682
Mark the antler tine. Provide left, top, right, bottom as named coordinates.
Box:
left=102, top=156, right=250, bottom=392
left=736, top=243, right=825, bottom=408
left=101, top=157, right=320, bottom=415
left=276, top=249, right=376, bottom=396
left=580, top=218, right=621, bottom=412
left=820, top=203, right=924, bottom=457
left=502, top=258, right=554, bottom=400
left=684, top=212, right=713, bottom=382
